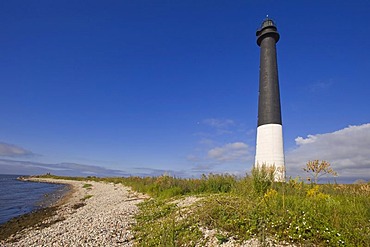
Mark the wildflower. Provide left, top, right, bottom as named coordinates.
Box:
left=307, top=185, right=320, bottom=197
left=264, top=188, right=278, bottom=199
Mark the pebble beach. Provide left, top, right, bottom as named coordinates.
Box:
left=0, top=178, right=147, bottom=247
left=0, top=178, right=298, bottom=247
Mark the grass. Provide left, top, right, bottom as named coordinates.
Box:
left=35, top=170, right=370, bottom=246
left=82, top=183, right=93, bottom=189
left=81, top=194, right=93, bottom=201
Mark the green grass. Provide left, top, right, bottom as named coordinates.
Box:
left=81, top=194, right=93, bottom=201
left=134, top=199, right=205, bottom=246
left=35, top=171, right=370, bottom=246
left=82, top=183, right=93, bottom=189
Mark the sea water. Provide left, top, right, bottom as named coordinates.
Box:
left=0, top=174, right=67, bottom=225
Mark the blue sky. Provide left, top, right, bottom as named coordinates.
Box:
left=1, top=1, right=369, bottom=182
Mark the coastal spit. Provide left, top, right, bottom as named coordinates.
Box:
left=0, top=178, right=147, bottom=246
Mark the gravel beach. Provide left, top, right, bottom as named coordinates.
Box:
left=0, top=178, right=298, bottom=247
left=0, top=178, right=147, bottom=246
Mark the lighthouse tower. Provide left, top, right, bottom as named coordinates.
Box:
left=255, top=17, right=285, bottom=181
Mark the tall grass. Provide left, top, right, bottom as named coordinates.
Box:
left=37, top=172, right=370, bottom=246
left=103, top=173, right=238, bottom=198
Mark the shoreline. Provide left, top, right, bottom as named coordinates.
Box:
left=19, top=176, right=72, bottom=210
left=0, top=178, right=79, bottom=242
left=0, top=177, right=72, bottom=239
left=0, top=177, right=147, bottom=246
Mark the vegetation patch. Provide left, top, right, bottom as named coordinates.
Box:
left=82, top=183, right=93, bottom=189
left=81, top=194, right=93, bottom=201
left=134, top=198, right=205, bottom=246
left=36, top=162, right=370, bottom=246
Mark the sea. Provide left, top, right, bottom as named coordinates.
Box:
left=0, top=174, right=68, bottom=225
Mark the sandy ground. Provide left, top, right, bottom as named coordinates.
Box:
left=0, top=178, right=147, bottom=247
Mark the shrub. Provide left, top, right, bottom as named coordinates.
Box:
left=252, top=164, right=276, bottom=195
left=303, top=160, right=337, bottom=183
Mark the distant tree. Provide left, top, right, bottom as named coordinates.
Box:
left=303, top=160, right=338, bottom=183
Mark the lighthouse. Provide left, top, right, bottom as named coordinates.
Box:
left=255, top=17, right=285, bottom=181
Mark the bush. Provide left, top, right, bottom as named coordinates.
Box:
left=252, top=164, right=276, bottom=195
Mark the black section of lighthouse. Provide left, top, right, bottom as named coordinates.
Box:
left=255, top=18, right=285, bottom=181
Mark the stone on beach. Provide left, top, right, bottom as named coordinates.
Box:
left=1, top=178, right=147, bottom=247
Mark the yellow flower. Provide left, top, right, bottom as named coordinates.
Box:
left=306, top=185, right=320, bottom=197
left=264, top=188, right=278, bottom=199
left=306, top=185, right=330, bottom=200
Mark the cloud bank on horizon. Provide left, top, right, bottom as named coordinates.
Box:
left=0, top=158, right=130, bottom=177
left=285, top=123, right=370, bottom=182
left=1, top=123, right=369, bottom=183
left=208, top=142, right=250, bottom=163
left=0, top=142, right=34, bottom=157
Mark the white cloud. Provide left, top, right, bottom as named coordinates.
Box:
left=198, top=138, right=216, bottom=146
left=208, top=142, right=251, bottom=162
left=295, top=135, right=317, bottom=145
left=202, top=118, right=235, bottom=128
left=309, top=79, right=333, bottom=92
left=186, top=154, right=202, bottom=162
left=286, top=123, right=370, bottom=181
left=191, top=163, right=216, bottom=172
left=0, top=142, right=34, bottom=157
